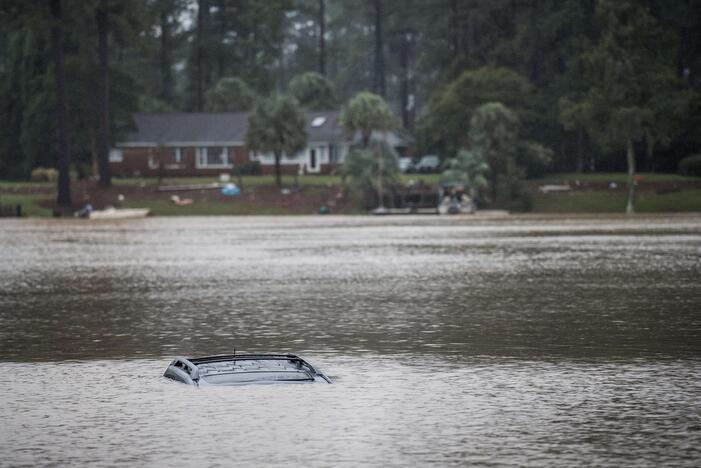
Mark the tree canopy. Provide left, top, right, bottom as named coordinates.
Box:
left=341, top=92, right=397, bottom=147
left=419, top=66, right=536, bottom=157
left=1, top=0, right=700, bottom=192
left=467, top=102, right=519, bottom=200
left=205, top=77, right=256, bottom=112
left=288, top=72, right=337, bottom=110
left=440, top=149, right=489, bottom=200
left=560, top=0, right=684, bottom=212
left=342, top=143, right=399, bottom=207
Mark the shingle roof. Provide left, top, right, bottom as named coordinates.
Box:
left=120, top=110, right=343, bottom=146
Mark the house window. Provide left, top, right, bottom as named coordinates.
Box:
left=149, top=148, right=184, bottom=169
left=109, top=149, right=123, bottom=162
left=196, top=147, right=232, bottom=168
left=250, top=151, right=275, bottom=163
left=328, top=144, right=338, bottom=163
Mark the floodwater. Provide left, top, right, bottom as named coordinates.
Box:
left=1, top=214, right=700, bottom=466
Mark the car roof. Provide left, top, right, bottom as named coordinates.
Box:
left=195, top=357, right=309, bottom=376
left=165, top=353, right=331, bottom=385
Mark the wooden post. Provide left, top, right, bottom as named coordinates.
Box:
left=626, top=138, right=636, bottom=214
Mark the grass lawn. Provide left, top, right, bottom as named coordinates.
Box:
left=114, top=173, right=440, bottom=187
left=0, top=194, right=54, bottom=217
left=2, top=172, right=699, bottom=216
left=1, top=172, right=692, bottom=191
left=0, top=180, right=54, bottom=190
left=535, top=172, right=701, bottom=184
left=533, top=189, right=701, bottom=213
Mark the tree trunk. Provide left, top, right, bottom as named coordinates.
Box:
left=450, top=0, right=459, bottom=59
left=528, top=2, right=541, bottom=85
left=644, top=134, right=655, bottom=172
left=319, top=0, right=326, bottom=75
left=217, top=0, right=227, bottom=79
left=274, top=151, right=282, bottom=188
left=362, top=128, right=371, bottom=148
left=96, top=0, right=111, bottom=187
left=50, top=0, right=71, bottom=207
left=576, top=127, right=584, bottom=173
left=156, top=147, right=165, bottom=185
left=196, top=0, right=210, bottom=111
left=373, top=0, right=386, bottom=97
left=159, top=9, right=173, bottom=102
left=464, top=4, right=473, bottom=65
left=399, top=32, right=414, bottom=130
left=90, top=137, right=98, bottom=178
left=626, top=138, right=636, bottom=214
left=376, top=139, right=384, bottom=209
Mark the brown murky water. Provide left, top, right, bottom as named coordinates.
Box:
left=1, top=215, right=700, bottom=466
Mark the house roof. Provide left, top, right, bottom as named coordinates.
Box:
left=120, top=110, right=343, bottom=146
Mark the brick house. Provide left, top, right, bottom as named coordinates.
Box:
left=110, top=110, right=348, bottom=177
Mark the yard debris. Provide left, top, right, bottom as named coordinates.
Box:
left=538, top=184, right=572, bottom=194
left=170, top=195, right=193, bottom=206
left=221, top=183, right=241, bottom=196
left=158, top=182, right=220, bottom=192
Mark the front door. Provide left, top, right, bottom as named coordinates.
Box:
left=307, top=147, right=320, bottom=173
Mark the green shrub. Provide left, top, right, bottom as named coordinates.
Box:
left=233, top=161, right=262, bottom=175
left=495, top=159, right=532, bottom=212
left=30, top=167, right=59, bottom=182
left=678, top=154, right=701, bottom=177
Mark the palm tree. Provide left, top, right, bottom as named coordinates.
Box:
left=246, top=95, right=308, bottom=188
left=441, top=149, right=489, bottom=200
left=341, top=92, right=397, bottom=212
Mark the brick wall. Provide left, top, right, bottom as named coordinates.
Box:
left=111, top=145, right=340, bottom=176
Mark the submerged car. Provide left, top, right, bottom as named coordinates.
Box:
left=163, top=353, right=331, bottom=386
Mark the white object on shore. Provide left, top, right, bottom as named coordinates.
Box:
left=538, top=184, right=572, bottom=194
left=89, top=207, right=150, bottom=220
left=157, top=182, right=220, bottom=192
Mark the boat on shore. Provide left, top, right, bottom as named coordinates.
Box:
left=88, top=207, right=150, bottom=220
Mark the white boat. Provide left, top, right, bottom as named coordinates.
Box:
left=89, top=207, right=150, bottom=220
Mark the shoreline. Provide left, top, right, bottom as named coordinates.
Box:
left=2, top=173, right=701, bottom=218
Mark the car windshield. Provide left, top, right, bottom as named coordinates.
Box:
left=200, top=371, right=314, bottom=385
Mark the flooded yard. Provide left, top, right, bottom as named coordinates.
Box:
left=1, top=215, right=700, bottom=466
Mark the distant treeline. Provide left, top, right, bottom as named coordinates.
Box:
left=1, top=0, right=700, bottom=181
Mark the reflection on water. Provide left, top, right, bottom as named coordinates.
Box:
left=1, top=215, right=700, bottom=466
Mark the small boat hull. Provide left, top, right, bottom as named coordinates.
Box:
left=89, top=208, right=150, bottom=220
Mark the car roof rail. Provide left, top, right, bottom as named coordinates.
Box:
left=188, top=354, right=319, bottom=374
